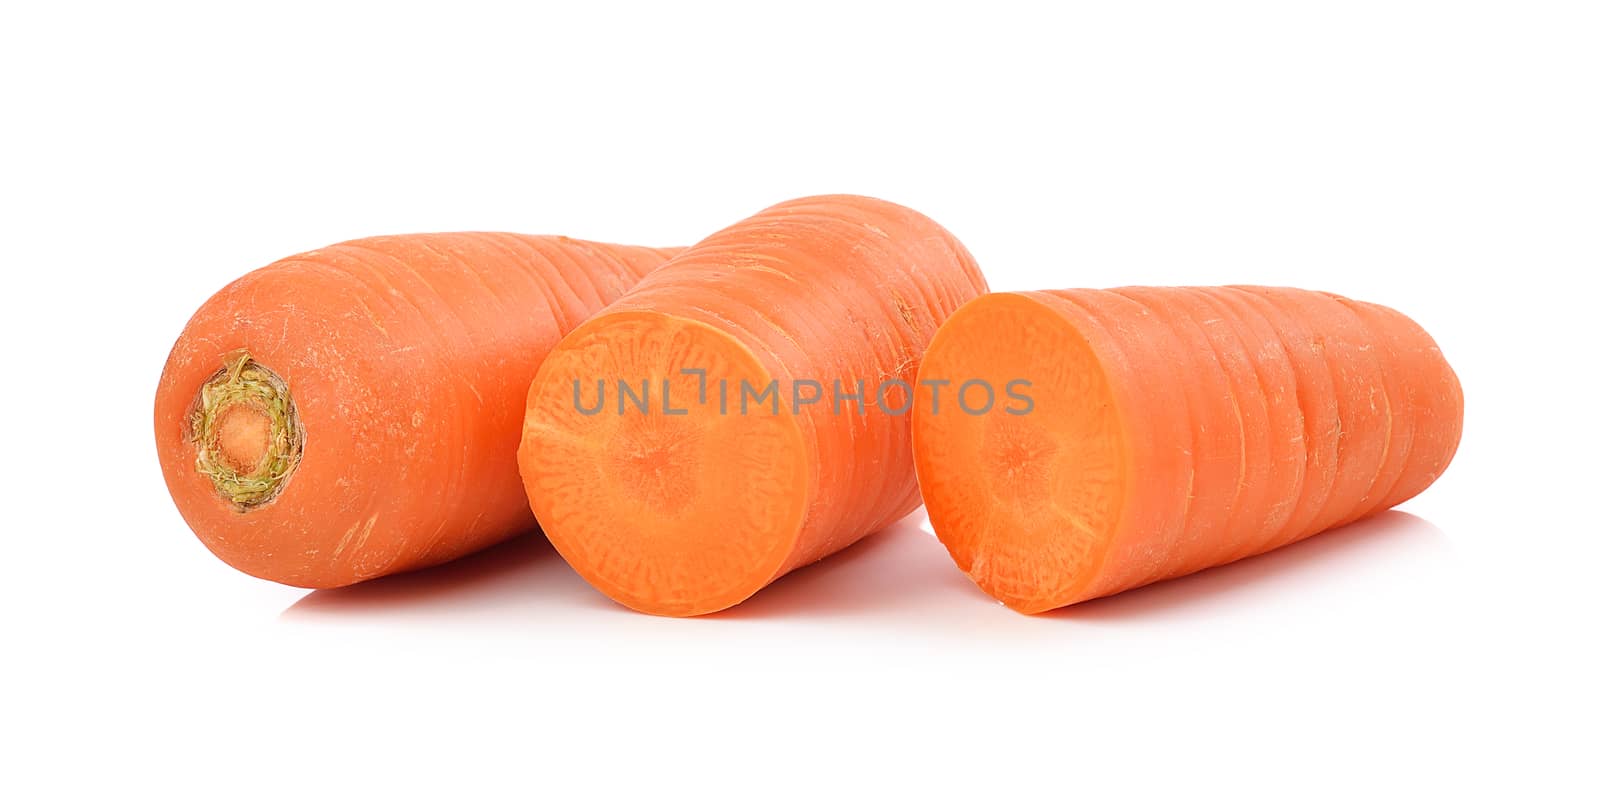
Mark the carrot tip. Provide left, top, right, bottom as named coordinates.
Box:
left=188, top=351, right=303, bottom=509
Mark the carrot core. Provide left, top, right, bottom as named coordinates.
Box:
left=214, top=404, right=272, bottom=473
left=189, top=352, right=303, bottom=509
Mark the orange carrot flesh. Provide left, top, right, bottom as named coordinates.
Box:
left=912, top=286, right=1462, bottom=613
left=910, top=293, right=1127, bottom=610
left=519, top=311, right=812, bottom=613
left=154, top=234, right=680, bottom=589
left=520, top=195, right=987, bottom=616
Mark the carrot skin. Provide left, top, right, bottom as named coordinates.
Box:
left=1217, top=286, right=1343, bottom=555
left=1169, top=287, right=1290, bottom=566
left=1325, top=294, right=1415, bottom=523
left=1189, top=287, right=1307, bottom=563
left=1113, top=287, right=1244, bottom=581
left=1235, top=287, right=1389, bottom=536
left=1340, top=302, right=1464, bottom=509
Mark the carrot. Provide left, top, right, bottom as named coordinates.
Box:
left=913, top=291, right=1192, bottom=606
left=154, top=233, right=680, bottom=588
left=519, top=195, right=987, bottom=616
left=912, top=286, right=1463, bottom=613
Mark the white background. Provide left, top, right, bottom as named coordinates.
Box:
left=3, top=1, right=1596, bottom=782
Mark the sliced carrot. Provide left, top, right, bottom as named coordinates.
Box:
left=520, top=195, right=987, bottom=616
left=913, top=292, right=1193, bottom=611
left=1113, top=286, right=1244, bottom=581
left=913, top=286, right=1462, bottom=612
left=154, top=234, right=680, bottom=588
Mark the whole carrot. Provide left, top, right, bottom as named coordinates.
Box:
left=154, top=233, right=680, bottom=588
left=519, top=195, right=988, bottom=616
left=911, top=286, right=1463, bottom=613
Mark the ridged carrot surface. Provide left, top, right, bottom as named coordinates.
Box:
left=154, top=233, right=679, bottom=588
left=911, top=286, right=1463, bottom=613
left=519, top=195, right=988, bottom=616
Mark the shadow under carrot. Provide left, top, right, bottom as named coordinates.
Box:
left=1046, top=509, right=1449, bottom=622
left=280, top=531, right=561, bottom=618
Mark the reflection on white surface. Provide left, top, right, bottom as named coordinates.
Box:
left=280, top=507, right=1450, bottom=630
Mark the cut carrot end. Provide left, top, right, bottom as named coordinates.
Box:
left=188, top=352, right=303, bottom=510
left=521, top=311, right=811, bottom=617
left=914, top=294, right=1126, bottom=613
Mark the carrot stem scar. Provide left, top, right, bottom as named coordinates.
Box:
left=189, top=352, right=303, bottom=509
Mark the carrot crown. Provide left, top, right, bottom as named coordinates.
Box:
left=188, top=351, right=304, bottom=509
